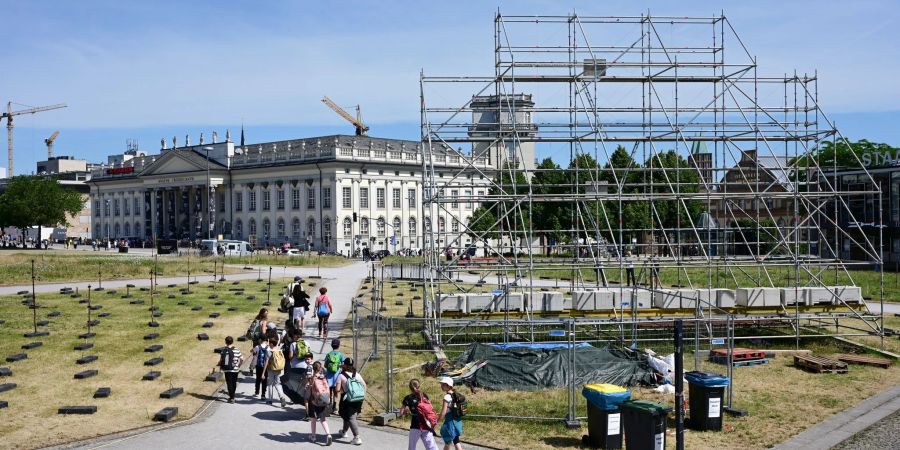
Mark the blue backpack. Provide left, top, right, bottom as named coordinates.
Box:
left=256, top=345, right=268, bottom=367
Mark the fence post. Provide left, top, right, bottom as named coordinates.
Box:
left=386, top=317, right=394, bottom=414
left=565, top=318, right=579, bottom=428
left=675, top=319, right=685, bottom=450
left=352, top=297, right=359, bottom=366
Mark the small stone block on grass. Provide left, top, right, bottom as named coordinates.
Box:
left=236, top=336, right=247, bottom=342
left=148, top=321, right=160, bottom=328
left=148, top=306, right=159, bottom=311
left=177, top=301, right=188, bottom=306
left=75, top=343, right=94, bottom=351
left=78, top=332, right=96, bottom=339
left=0, top=368, right=11, bottom=377
left=214, top=301, right=224, bottom=306
left=202, top=322, right=214, bottom=328
left=144, top=333, right=159, bottom=340
left=153, top=407, right=178, bottom=422
left=144, top=357, right=164, bottom=366
left=127, top=284, right=136, bottom=288
left=394, top=301, right=404, bottom=306
left=121, top=294, right=132, bottom=299
left=208, top=294, right=219, bottom=299
left=0, top=383, right=16, bottom=393
left=205, top=372, right=223, bottom=382
left=261, top=301, right=271, bottom=306
left=88, top=305, right=102, bottom=311
left=129, top=300, right=145, bottom=305
left=189, top=281, right=199, bottom=285
left=35, top=320, right=50, bottom=327
left=139, top=287, right=149, bottom=291
left=167, top=284, right=177, bottom=288
left=78, top=299, right=88, bottom=304
left=227, top=307, right=236, bottom=311
left=209, top=313, right=220, bottom=318
left=191, top=306, right=202, bottom=311
left=106, top=290, right=117, bottom=294
left=87, top=320, right=100, bottom=327
left=58, top=406, right=97, bottom=415
left=6, top=354, right=27, bottom=363
left=152, top=312, right=163, bottom=318
left=22, top=342, right=42, bottom=350
left=142, top=371, right=161, bottom=381
left=0, top=401, right=7, bottom=409
left=16, top=290, right=28, bottom=295
left=94, top=387, right=111, bottom=398
left=247, top=295, right=256, bottom=300
left=71, top=294, right=81, bottom=298
left=74, top=370, right=98, bottom=379
left=98, top=312, right=111, bottom=318
left=48, top=311, right=61, bottom=317
left=159, top=387, right=183, bottom=399
left=76, top=355, right=98, bottom=365
left=167, top=294, right=176, bottom=299
left=145, top=344, right=163, bottom=353
left=197, top=333, right=209, bottom=341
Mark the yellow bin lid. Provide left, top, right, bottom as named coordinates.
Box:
left=584, top=383, right=627, bottom=394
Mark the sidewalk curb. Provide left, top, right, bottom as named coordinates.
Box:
left=772, top=383, right=900, bottom=450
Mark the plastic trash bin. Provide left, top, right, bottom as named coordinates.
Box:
left=685, top=371, right=729, bottom=431
left=620, top=400, right=671, bottom=450
left=118, top=246, right=129, bottom=253
left=582, top=384, right=630, bottom=449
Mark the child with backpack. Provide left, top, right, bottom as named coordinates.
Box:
left=399, top=378, right=440, bottom=450
left=436, top=377, right=465, bottom=450
left=253, top=337, right=269, bottom=398
left=315, top=287, right=333, bottom=339
left=325, top=339, right=345, bottom=412
left=262, top=336, right=287, bottom=407
left=306, top=361, right=334, bottom=446
left=336, top=357, right=365, bottom=446
left=217, top=336, right=244, bottom=404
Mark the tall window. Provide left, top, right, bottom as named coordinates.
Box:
left=407, top=189, right=416, bottom=208
left=377, top=216, right=386, bottom=237
left=342, top=187, right=352, bottom=209
left=465, top=190, right=472, bottom=209
left=219, top=194, right=225, bottom=212
left=393, top=216, right=401, bottom=235
left=307, top=187, right=316, bottom=209
left=292, top=188, right=300, bottom=209
left=249, top=218, right=257, bottom=236
left=292, top=218, right=301, bottom=243
left=124, top=222, right=131, bottom=236
left=438, top=217, right=445, bottom=233
left=392, top=189, right=401, bottom=208
left=113, top=199, right=120, bottom=216
left=307, top=218, right=316, bottom=239
left=262, top=190, right=271, bottom=211
left=277, top=218, right=285, bottom=239
left=360, top=216, right=369, bottom=236
left=249, top=191, right=257, bottom=211
left=408, top=217, right=417, bottom=237
left=94, top=200, right=100, bottom=217
left=376, top=188, right=385, bottom=208
left=360, top=187, right=369, bottom=208
left=133, top=198, right=140, bottom=215
left=451, top=190, right=458, bottom=208
left=114, top=223, right=121, bottom=237
left=234, top=192, right=243, bottom=211
left=124, top=198, right=130, bottom=216
left=323, top=187, right=331, bottom=209
left=343, top=217, right=352, bottom=237
left=262, top=218, right=271, bottom=239
left=452, top=219, right=460, bottom=233
left=235, top=219, right=243, bottom=239
left=277, top=190, right=285, bottom=210
left=324, top=218, right=332, bottom=242
left=424, top=217, right=431, bottom=233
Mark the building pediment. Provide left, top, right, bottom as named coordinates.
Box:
left=139, top=150, right=224, bottom=177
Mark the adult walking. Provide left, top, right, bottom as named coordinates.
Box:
left=217, top=336, right=244, bottom=403
left=399, top=379, right=440, bottom=450
left=291, top=276, right=311, bottom=331
left=436, top=377, right=464, bottom=450
left=336, top=357, right=365, bottom=446
left=314, top=287, right=333, bottom=339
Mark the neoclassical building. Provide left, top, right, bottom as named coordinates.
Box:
left=88, top=134, right=493, bottom=254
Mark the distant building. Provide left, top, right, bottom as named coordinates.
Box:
left=709, top=149, right=796, bottom=230
left=469, top=94, right=537, bottom=174
left=0, top=167, right=7, bottom=179
left=687, top=141, right=713, bottom=188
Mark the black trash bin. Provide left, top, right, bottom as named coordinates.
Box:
left=118, top=246, right=129, bottom=253
left=581, top=384, right=630, bottom=449
left=685, top=371, right=729, bottom=431
left=620, top=400, right=671, bottom=450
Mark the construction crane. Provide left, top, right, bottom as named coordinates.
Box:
left=44, top=131, right=60, bottom=159
left=2, top=101, right=67, bottom=176
left=321, top=96, right=369, bottom=136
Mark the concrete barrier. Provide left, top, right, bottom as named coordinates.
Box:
left=438, top=294, right=467, bottom=313
left=736, top=287, right=781, bottom=307
left=653, top=289, right=680, bottom=309
left=467, top=294, right=494, bottom=312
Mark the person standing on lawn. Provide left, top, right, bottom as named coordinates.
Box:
left=436, top=377, right=464, bottom=450
left=217, top=336, right=244, bottom=403
left=315, top=287, right=333, bottom=339
left=399, top=378, right=440, bottom=450
left=336, top=357, right=365, bottom=446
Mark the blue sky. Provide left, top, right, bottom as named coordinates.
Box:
left=3, top=0, right=899, bottom=172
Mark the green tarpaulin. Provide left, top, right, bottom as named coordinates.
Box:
left=454, top=343, right=658, bottom=391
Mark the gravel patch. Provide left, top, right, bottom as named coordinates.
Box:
left=832, top=410, right=900, bottom=450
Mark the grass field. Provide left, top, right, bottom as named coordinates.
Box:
left=0, top=276, right=304, bottom=449
left=350, top=280, right=900, bottom=449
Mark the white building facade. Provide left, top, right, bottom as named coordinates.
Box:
left=89, top=135, right=493, bottom=255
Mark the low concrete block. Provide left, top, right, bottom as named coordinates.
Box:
left=202, top=322, right=214, bottom=328
left=781, top=288, right=809, bottom=306
left=191, top=306, right=202, bottom=311
left=74, top=370, right=98, bottom=379
left=209, top=313, right=220, bottom=318
left=593, top=289, right=616, bottom=310
left=76, top=355, right=98, bottom=365
left=736, top=287, right=780, bottom=307
left=58, top=405, right=97, bottom=415
left=153, top=406, right=178, bottom=422
left=0, top=367, right=11, bottom=377
left=144, top=357, right=164, bottom=366
left=142, top=371, right=161, bottom=381
left=496, top=293, right=524, bottom=312
left=677, top=289, right=699, bottom=309
left=21, top=342, right=42, bottom=350
left=6, top=354, right=27, bottom=363
left=145, top=344, right=163, bottom=352
left=0, top=383, right=16, bottom=393
left=204, top=371, right=223, bottom=382
left=467, top=294, right=494, bottom=312
left=833, top=286, right=863, bottom=303
left=78, top=332, right=96, bottom=339
left=543, top=292, right=565, bottom=312
left=159, top=387, right=183, bottom=399
left=75, top=343, right=94, bottom=351
left=197, top=333, right=209, bottom=341
left=572, top=291, right=595, bottom=310
left=94, top=387, right=111, bottom=398
left=653, top=289, right=680, bottom=309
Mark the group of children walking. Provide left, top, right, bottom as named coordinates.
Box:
left=217, top=276, right=464, bottom=449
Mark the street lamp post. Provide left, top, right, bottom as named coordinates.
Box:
left=202, top=146, right=214, bottom=240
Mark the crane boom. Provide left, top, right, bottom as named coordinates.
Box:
left=4, top=101, right=67, bottom=176
left=45, top=131, right=60, bottom=159
left=321, top=96, right=369, bottom=136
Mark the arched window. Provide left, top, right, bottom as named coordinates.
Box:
left=124, top=222, right=131, bottom=236
left=424, top=217, right=431, bottom=233
left=235, top=219, right=243, bottom=239
left=393, top=216, right=401, bottom=236
left=114, top=223, right=121, bottom=238
left=262, top=218, right=271, bottom=239
left=292, top=218, right=301, bottom=244
left=360, top=216, right=369, bottom=236
left=324, top=217, right=332, bottom=241
left=249, top=218, right=257, bottom=236
left=408, top=217, right=417, bottom=237
left=277, top=218, right=286, bottom=239
left=307, top=218, right=316, bottom=239
left=438, top=217, right=445, bottom=233
left=343, top=217, right=352, bottom=238
left=135, top=221, right=142, bottom=238
left=452, top=218, right=460, bottom=233
left=377, top=216, right=386, bottom=237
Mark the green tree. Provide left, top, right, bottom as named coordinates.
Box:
left=0, top=175, right=84, bottom=247
left=532, top=157, right=568, bottom=254
left=795, top=139, right=899, bottom=169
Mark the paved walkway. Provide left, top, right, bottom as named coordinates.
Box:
left=772, top=383, right=900, bottom=450
left=51, top=261, right=484, bottom=450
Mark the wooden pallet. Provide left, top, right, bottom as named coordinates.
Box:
left=710, top=348, right=767, bottom=362
left=794, top=355, right=848, bottom=374
left=711, top=356, right=769, bottom=367
left=836, top=354, right=892, bottom=369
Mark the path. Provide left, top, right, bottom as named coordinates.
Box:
left=55, top=261, right=484, bottom=450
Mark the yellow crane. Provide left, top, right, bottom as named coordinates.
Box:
left=44, top=131, right=60, bottom=159
left=321, top=96, right=369, bottom=136
left=2, top=101, right=67, bottom=176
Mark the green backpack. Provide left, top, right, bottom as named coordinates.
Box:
left=325, top=351, right=343, bottom=373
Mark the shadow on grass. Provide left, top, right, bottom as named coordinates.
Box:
left=542, top=436, right=584, bottom=447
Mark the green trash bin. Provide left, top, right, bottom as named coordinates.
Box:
left=620, top=400, right=672, bottom=450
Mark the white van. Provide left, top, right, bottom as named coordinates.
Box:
left=200, top=239, right=253, bottom=256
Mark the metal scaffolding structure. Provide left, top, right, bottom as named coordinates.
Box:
left=418, top=12, right=885, bottom=349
